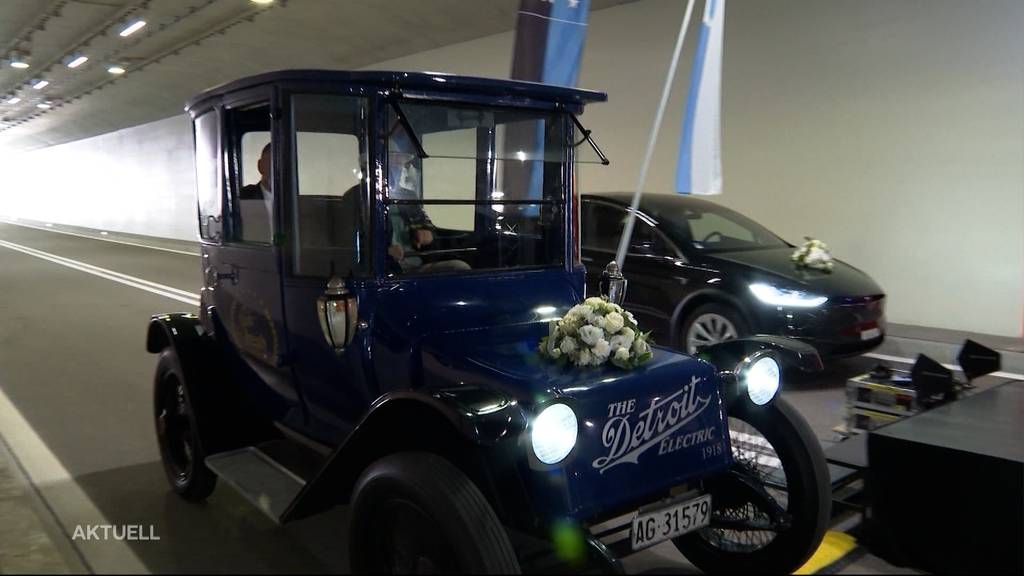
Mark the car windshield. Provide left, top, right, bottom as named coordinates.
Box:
left=384, top=101, right=577, bottom=275
left=648, top=199, right=788, bottom=253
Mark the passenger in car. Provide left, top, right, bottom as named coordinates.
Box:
left=240, top=143, right=273, bottom=214
left=238, top=142, right=273, bottom=243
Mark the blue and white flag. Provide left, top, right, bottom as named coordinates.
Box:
left=676, top=0, right=725, bottom=195
left=511, top=0, right=592, bottom=87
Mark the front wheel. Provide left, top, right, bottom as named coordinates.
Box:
left=154, top=349, right=217, bottom=502
left=680, top=304, right=748, bottom=355
left=673, top=397, right=830, bottom=573
left=349, top=452, right=520, bottom=574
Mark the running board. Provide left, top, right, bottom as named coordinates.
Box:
left=205, top=447, right=306, bottom=522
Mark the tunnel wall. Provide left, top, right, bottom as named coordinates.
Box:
left=1, top=0, right=1021, bottom=337
left=1, top=115, right=197, bottom=241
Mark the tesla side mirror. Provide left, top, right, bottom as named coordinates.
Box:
left=630, top=241, right=655, bottom=255
left=599, top=260, right=628, bottom=305
left=317, top=276, right=358, bottom=353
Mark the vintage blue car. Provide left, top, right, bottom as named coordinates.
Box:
left=146, top=70, right=830, bottom=574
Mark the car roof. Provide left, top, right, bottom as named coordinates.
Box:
left=581, top=191, right=719, bottom=215
left=186, top=69, right=608, bottom=114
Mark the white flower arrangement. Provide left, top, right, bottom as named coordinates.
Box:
left=539, top=297, right=654, bottom=370
left=791, top=237, right=834, bottom=273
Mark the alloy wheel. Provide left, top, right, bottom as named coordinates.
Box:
left=686, top=312, right=739, bottom=354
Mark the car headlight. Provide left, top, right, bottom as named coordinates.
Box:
left=739, top=354, right=781, bottom=406
left=749, top=283, right=827, bottom=308
left=531, top=403, right=578, bottom=465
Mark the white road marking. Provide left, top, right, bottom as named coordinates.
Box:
left=1, top=218, right=200, bottom=257
left=0, top=386, right=148, bottom=573
left=863, top=352, right=1023, bottom=380
left=0, top=238, right=200, bottom=307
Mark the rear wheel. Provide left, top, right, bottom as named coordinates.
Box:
left=154, top=349, right=217, bottom=502
left=672, top=397, right=830, bottom=573
left=681, top=304, right=748, bottom=355
left=349, top=452, right=520, bottom=574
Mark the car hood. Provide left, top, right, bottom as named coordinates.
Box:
left=420, top=321, right=733, bottom=519
left=707, top=247, right=883, bottom=296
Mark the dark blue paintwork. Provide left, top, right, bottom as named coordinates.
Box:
left=182, top=70, right=733, bottom=531
left=421, top=321, right=730, bottom=520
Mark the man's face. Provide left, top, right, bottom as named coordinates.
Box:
left=389, top=152, right=420, bottom=199
left=257, top=144, right=271, bottom=187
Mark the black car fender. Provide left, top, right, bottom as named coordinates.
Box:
left=282, top=387, right=529, bottom=523
left=669, top=288, right=755, bottom=346
left=698, top=335, right=823, bottom=409
left=146, top=312, right=258, bottom=454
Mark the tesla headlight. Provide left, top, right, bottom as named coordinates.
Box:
left=740, top=354, right=781, bottom=406
left=749, top=283, right=827, bottom=308
left=531, top=403, right=578, bottom=465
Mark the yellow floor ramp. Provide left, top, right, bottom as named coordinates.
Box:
left=795, top=531, right=859, bottom=574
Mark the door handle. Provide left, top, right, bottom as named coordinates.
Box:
left=204, top=265, right=238, bottom=288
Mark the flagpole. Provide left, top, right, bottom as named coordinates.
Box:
left=614, top=0, right=697, bottom=270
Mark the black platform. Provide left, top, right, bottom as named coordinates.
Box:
left=867, top=379, right=1024, bottom=574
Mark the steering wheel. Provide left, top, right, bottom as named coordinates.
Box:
left=701, top=231, right=724, bottom=244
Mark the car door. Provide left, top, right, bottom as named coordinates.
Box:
left=279, top=92, right=375, bottom=446
left=207, top=88, right=302, bottom=427
left=581, top=199, right=682, bottom=341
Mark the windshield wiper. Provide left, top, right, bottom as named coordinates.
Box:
left=388, top=99, right=429, bottom=159
left=571, top=114, right=610, bottom=166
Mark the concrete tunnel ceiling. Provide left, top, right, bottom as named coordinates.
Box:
left=0, top=0, right=636, bottom=152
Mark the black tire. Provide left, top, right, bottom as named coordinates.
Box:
left=349, top=452, right=520, bottom=574
left=154, top=349, right=217, bottom=502
left=680, top=303, right=749, bottom=355
left=673, top=397, right=830, bottom=574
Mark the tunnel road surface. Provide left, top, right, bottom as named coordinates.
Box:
left=0, top=222, right=351, bottom=574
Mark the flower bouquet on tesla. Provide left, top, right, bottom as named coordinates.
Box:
left=792, top=237, right=834, bottom=272
left=539, top=297, right=653, bottom=369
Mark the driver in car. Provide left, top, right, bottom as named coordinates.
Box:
left=386, top=144, right=470, bottom=274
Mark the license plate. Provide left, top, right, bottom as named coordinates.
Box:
left=630, top=494, right=711, bottom=551
left=861, top=327, right=882, bottom=340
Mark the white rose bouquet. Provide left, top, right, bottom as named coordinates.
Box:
left=539, top=297, right=654, bottom=370
left=791, top=237, right=834, bottom=273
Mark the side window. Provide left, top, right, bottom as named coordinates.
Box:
left=631, top=217, right=672, bottom=256
left=583, top=202, right=625, bottom=252
left=194, top=112, right=222, bottom=241
left=226, top=104, right=273, bottom=245
left=582, top=202, right=673, bottom=256
left=291, top=94, right=368, bottom=278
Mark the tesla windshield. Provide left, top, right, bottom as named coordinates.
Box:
left=649, top=199, right=788, bottom=253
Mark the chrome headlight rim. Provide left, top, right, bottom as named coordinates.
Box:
left=529, top=401, right=579, bottom=467
left=735, top=350, right=782, bottom=406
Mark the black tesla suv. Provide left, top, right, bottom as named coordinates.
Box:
left=581, top=192, right=886, bottom=358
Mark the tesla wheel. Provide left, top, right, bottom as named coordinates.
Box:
left=672, top=397, right=830, bottom=574
left=154, top=349, right=217, bottom=502
left=681, top=304, right=748, bottom=355
left=349, top=452, right=520, bottom=574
